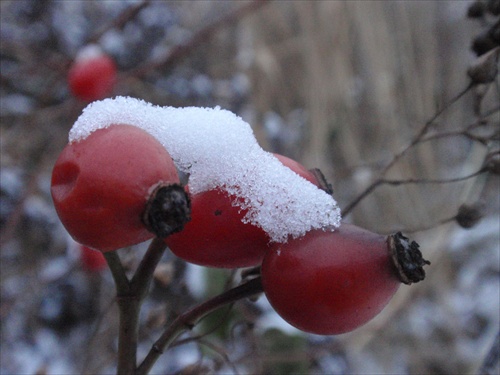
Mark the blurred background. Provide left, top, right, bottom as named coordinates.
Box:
left=1, top=1, right=499, bottom=374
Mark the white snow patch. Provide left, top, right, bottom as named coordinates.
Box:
left=74, top=44, right=105, bottom=61
left=69, top=96, right=341, bottom=242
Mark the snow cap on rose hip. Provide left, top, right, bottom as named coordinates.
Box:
left=68, top=96, right=342, bottom=243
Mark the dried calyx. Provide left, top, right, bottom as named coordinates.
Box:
left=456, top=203, right=485, bottom=229
left=143, top=184, right=191, bottom=238
left=388, top=232, right=431, bottom=285
left=467, top=46, right=500, bottom=84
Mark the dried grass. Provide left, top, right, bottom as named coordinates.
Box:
left=244, top=2, right=498, bottom=373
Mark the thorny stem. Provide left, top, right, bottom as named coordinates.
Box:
left=342, top=83, right=474, bottom=216
left=136, top=277, right=264, bottom=375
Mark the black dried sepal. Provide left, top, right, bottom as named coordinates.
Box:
left=309, top=168, right=334, bottom=195
left=143, top=183, right=191, bottom=238
left=389, top=232, right=431, bottom=285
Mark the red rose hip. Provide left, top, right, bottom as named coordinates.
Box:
left=261, top=224, right=429, bottom=335
left=68, top=49, right=116, bottom=102
left=166, top=188, right=269, bottom=268
left=273, top=154, right=317, bottom=185
left=51, top=124, right=186, bottom=252
left=80, top=245, right=107, bottom=273
left=165, top=154, right=323, bottom=268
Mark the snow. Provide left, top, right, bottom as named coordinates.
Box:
left=69, top=96, right=341, bottom=242
left=74, top=44, right=105, bottom=61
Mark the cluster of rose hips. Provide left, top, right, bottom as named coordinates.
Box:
left=51, top=123, right=429, bottom=335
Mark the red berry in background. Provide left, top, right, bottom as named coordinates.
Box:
left=80, top=245, right=107, bottom=273
left=165, top=154, right=322, bottom=268
left=261, top=224, right=429, bottom=335
left=68, top=46, right=117, bottom=102
left=51, top=124, right=185, bottom=252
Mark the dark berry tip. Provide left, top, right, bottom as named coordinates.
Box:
left=143, top=183, right=191, bottom=238
left=388, top=232, right=430, bottom=285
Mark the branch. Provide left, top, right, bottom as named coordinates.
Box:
left=116, top=295, right=141, bottom=375
left=130, top=237, right=167, bottom=299
left=381, top=168, right=487, bottom=186
left=86, top=0, right=151, bottom=45
left=420, top=130, right=492, bottom=145
left=136, top=277, right=263, bottom=375
left=104, top=238, right=167, bottom=375
left=103, top=251, right=138, bottom=375
left=104, top=251, right=130, bottom=294
left=129, top=0, right=270, bottom=78
left=342, top=83, right=474, bottom=216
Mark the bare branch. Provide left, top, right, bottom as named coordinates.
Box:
left=342, top=83, right=474, bottom=216
left=129, top=0, right=270, bottom=78
left=136, top=277, right=263, bottom=375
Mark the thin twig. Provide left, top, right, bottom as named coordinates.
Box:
left=420, top=130, right=491, bottom=145
left=103, top=251, right=136, bottom=375
left=342, top=83, right=474, bottom=216
left=104, top=252, right=130, bottom=294
left=381, top=168, right=487, bottom=186
left=104, top=238, right=166, bottom=375
left=129, top=0, right=270, bottom=78
left=136, top=277, right=264, bottom=375
left=86, top=0, right=151, bottom=45
left=117, top=295, right=141, bottom=375
left=130, top=238, right=167, bottom=299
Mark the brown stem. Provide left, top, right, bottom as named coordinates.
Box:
left=104, top=252, right=131, bottom=294
left=341, top=180, right=383, bottom=216
left=130, top=238, right=167, bottom=299
left=103, top=251, right=138, bottom=374
left=117, top=295, right=141, bottom=375
left=136, top=277, right=263, bottom=375
left=103, top=238, right=167, bottom=374
left=86, top=0, right=151, bottom=44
